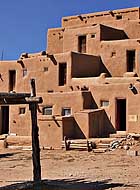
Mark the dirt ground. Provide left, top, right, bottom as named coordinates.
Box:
left=0, top=148, right=140, bottom=190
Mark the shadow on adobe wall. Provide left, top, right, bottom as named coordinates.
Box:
left=102, top=110, right=116, bottom=137
left=0, top=178, right=135, bottom=190
left=99, top=57, right=112, bottom=77
left=100, top=24, right=129, bottom=41
left=73, top=119, right=86, bottom=139
left=83, top=91, right=98, bottom=109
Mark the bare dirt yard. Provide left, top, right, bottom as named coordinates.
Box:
left=0, top=147, right=140, bottom=190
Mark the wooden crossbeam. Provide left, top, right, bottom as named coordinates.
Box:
left=0, top=92, right=30, bottom=98
left=0, top=79, right=42, bottom=182
left=0, top=93, right=42, bottom=105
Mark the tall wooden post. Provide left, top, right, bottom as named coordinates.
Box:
left=30, top=79, right=41, bottom=181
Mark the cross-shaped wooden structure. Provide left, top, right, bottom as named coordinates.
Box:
left=0, top=79, right=42, bottom=181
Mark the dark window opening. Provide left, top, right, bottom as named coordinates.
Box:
left=62, top=107, right=71, bottom=116
left=100, top=100, right=109, bottom=107
left=116, top=15, right=122, bottom=20
left=127, top=50, right=135, bottom=72
left=47, top=90, right=54, bottom=93
left=116, top=99, right=126, bottom=131
left=111, top=51, right=116, bottom=57
left=9, top=70, right=16, bottom=92
left=91, top=34, right=96, bottom=38
left=44, top=67, right=48, bottom=72
left=78, top=35, right=86, bottom=53
left=59, top=63, right=67, bottom=86
left=19, top=107, right=26, bottom=114
left=1, top=106, right=9, bottom=134
left=42, top=106, right=52, bottom=115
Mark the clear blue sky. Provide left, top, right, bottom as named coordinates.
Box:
left=1, top=0, right=140, bottom=60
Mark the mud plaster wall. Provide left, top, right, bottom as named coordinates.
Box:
left=62, top=116, right=75, bottom=139
left=100, top=41, right=140, bottom=77
left=89, top=110, right=104, bottom=137
left=38, top=91, right=84, bottom=116
left=47, top=28, right=64, bottom=54
left=71, top=52, right=101, bottom=77
left=10, top=105, right=31, bottom=136
left=62, top=8, right=140, bottom=28
left=38, top=116, right=63, bottom=148
left=90, top=82, right=140, bottom=133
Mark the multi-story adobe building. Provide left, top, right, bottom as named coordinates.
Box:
left=0, top=7, right=140, bottom=149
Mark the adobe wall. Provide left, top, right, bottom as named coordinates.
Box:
left=74, top=109, right=111, bottom=139
left=8, top=90, right=86, bottom=139
left=16, top=52, right=72, bottom=93
left=0, top=61, right=20, bottom=92
left=39, top=115, right=83, bottom=149
left=62, top=7, right=140, bottom=28
left=62, top=116, right=75, bottom=139
left=90, top=84, right=128, bottom=131
left=47, top=28, right=64, bottom=54
left=10, top=105, right=31, bottom=136
left=63, top=25, right=101, bottom=53
left=100, top=25, right=128, bottom=41
left=71, top=52, right=101, bottom=77
left=89, top=80, right=140, bottom=133
left=16, top=52, right=101, bottom=94
left=99, top=40, right=140, bottom=77
left=88, top=109, right=104, bottom=137
left=74, top=111, right=89, bottom=138
left=82, top=91, right=98, bottom=109
left=48, top=19, right=140, bottom=55
left=38, top=91, right=85, bottom=116
left=38, top=116, right=62, bottom=149
left=104, top=20, right=140, bottom=39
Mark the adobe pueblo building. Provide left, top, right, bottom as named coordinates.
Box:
left=0, top=7, right=140, bottom=149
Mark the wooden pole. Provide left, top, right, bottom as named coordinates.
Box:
left=30, top=79, right=41, bottom=182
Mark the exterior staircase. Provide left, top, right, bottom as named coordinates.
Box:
left=62, top=137, right=116, bottom=152
left=62, top=131, right=128, bottom=153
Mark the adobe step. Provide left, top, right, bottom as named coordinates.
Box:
left=109, top=131, right=127, bottom=138
left=96, top=143, right=110, bottom=149
left=93, top=148, right=107, bottom=153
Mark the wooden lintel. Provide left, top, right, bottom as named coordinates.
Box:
left=0, top=92, right=31, bottom=98
left=0, top=97, right=42, bottom=105
left=0, top=98, right=27, bottom=105
left=26, top=97, right=43, bottom=103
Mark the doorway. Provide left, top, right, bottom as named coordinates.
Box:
left=116, top=98, right=126, bottom=131
left=127, top=50, right=135, bottom=72
left=9, top=70, right=16, bottom=91
left=59, top=63, right=67, bottom=86
left=78, top=35, right=86, bottom=53
left=1, top=106, right=9, bottom=134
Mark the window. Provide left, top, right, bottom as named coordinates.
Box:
left=127, top=50, right=135, bottom=72
left=59, top=63, right=67, bottom=86
left=91, top=34, right=96, bottom=38
left=78, top=35, right=86, bottom=53
left=42, top=106, right=52, bottom=115
left=100, top=100, right=109, bottom=107
left=62, top=107, right=71, bottom=116
left=111, top=51, right=116, bottom=57
left=19, top=107, right=26, bottom=114
left=9, top=70, right=16, bottom=91
left=44, top=67, right=48, bottom=72
left=23, top=69, right=27, bottom=77
left=116, top=15, right=122, bottom=20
